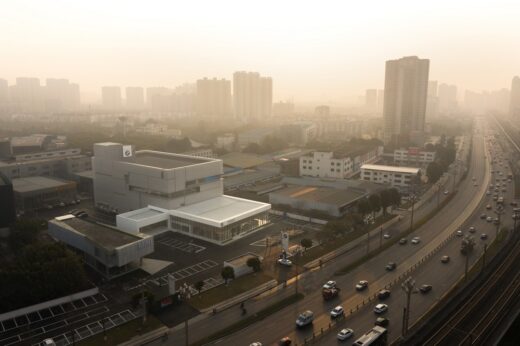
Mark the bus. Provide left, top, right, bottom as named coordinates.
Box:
left=353, top=326, right=388, bottom=346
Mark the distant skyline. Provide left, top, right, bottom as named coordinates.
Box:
left=2, top=0, right=519, bottom=103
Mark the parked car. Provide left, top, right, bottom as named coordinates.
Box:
left=420, top=284, right=432, bottom=293
left=355, top=280, right=369, bottom=291
left=486, top=216, right=493, bottom=223
left=444, top=190, right=449, bottom=195
left=480, top=213, right=487, bottom=219
left=374, top=304, right=388, bottom=314
left=279, top=337, right=292, bottom=346
left=375, top=317, right=389, bottom=327
left=250, top=343, right=263, bottom=346
left=441, top=255, right=450, bottom=263
left=378, top=289, right=391, bottom=300
left=486, top=204, right=492, bottom=209
left=337, top=328, right=354, bottom=341
left=330, top=305, right=344, bottom=318
left=456, top=230, right=463, bottom=237
left=383, top=233, right=391, bottom=239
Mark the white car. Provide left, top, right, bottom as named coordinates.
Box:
left=383, top=233, right=391, bottom=239
left=374, top=303, right=388, bottom=314
left=469, top=226, right=476, bottom=233
left=249, top=343, right=262, bottom=346
left=330, top=305, right=344, bottom=318
left=337, top=328, right=354, bottom=341
left=356, top=280, right=369, bottom=291
left=486, top=216, right=493, bottom=223
left=411, top=237, right=421, bottom=244
left=278, top=258, right=292, bottom=267
left=323, top=280, right=337, bottom=289
left=444, top=190, right=449, bottom=195
left=456, top=230, right=463, bottom=237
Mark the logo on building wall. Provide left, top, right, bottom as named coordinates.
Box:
left=281, top=231, right=289, bottom=252
left=122, top=145, right=133, bottom=157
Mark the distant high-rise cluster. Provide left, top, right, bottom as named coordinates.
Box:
left=125, top=87, right=145, bottom=110
left=510, top=76, right=520, bottom=117
left=196, top=78, right=232, bottom=117
left=383, top=56, right=429, bottom=145
left=233, top=71, right=273, bottom=121
left=0, top=77, right=80, bottom=113
left=101, top=86, right=122, bottom=110
left=437, top=83, right=458, bottom=112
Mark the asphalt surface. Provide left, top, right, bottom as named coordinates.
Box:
left=209, top=119, right=511, bottom=346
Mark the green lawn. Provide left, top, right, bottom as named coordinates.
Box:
left=78, top=314, right=164, bottom=346
left=189, top=272, right=274, bottom=310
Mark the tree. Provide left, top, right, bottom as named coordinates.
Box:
left=194, top=280, right=205, bottom=294
left=9, top=218, right=42, bottom=249
left=426, top=162, right=443, bottom=183
left=300, top=238, right=313, bottom=251
left=315, top=229, right=334, bottom=244
left=221, top=266, right=235, bottom=284
left=388, top=188, right=401, bottom=209
left=368, top=194, right=381, bottom=218
left=357, top=198, right=371, bottom=218
left=379, top=189, right=392, bottom=216
left=324, top=219, right=345, bottom=235
left=246, top=257, right=261, bottom=272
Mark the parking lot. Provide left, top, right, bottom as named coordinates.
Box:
left=155, top=232, right=206, bottom=253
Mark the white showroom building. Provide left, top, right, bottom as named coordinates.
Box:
left=360, top=164, right=420, bottom=189
left=93, top=143, right=270, bottom=245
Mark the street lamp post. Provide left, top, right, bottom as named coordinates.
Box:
left=494, top=206, right=504, bottom=238
left=401, top=277, right=416, bottom=337
left=410, top=194, right=417, bottom=233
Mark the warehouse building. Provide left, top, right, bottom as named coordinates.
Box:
left=12, top=176, right=77, bottom=212
left=48, top=215, right=154, bottom=279
left=360, top=164, right=420, bottom=189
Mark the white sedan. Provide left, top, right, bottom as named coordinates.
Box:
left=374, top=303, right=388, bottom=314
left=323, top=280, right=336, bottom=289
left=330, top=305, right=344, bottom=318
left=411, top=237, right=421, bottom=244
left=337, top=328, right=354, bottom=341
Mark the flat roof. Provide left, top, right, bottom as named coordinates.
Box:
left=220, top=152, right=269, bottom=169
left=134, top=151, right=211, bottom=169
left=74, top=170, right=94, bottom=179
left=12, top=176, right=75, bottom=193
left=53, top=216, right=145, bottom=249
left=273, top=185, right=365, bottom=207
left=361, top=164, right=420, bottom=174
left=170, top=195, right=271, bottom=228
left=121, top=208, right=165, bottom=222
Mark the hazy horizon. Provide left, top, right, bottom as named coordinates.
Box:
left=2, top=0, right=520, bottom=103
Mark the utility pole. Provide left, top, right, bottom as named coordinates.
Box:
left=436, top=182, right=441, bottom=207
left=410, top=194, right=416, bottom=233
left=379, top=227, right=383, bottom=249
left=401, top=277, right=416, bottom=337
left=366, top=230, right=370, bottom=254
left=494, top=206, right=504, bottom=238
left=482, top=243, right=488, bottom=273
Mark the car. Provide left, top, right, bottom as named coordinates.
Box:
left=250, top=343, right=263, bottom=346
left=486, top=216, right=493, bottom=222
left=456, top=230, right=463, bottom=237
left=374, top=304, right=388, bottom=314
left=490, top=183, right=494, bottom=188
left=375, top=317, right=389, bottom=327
left=330, top=305, right=344, bottom=318
left=383, top=233, right=391, bottom=239
left=473, top=183, right=478, bottom=187
left=411, top=237, right=421, bottom=244
left=399, top=238, right=407, bottom=245
left=58, top=202, right=66, bottom=207
left=444, top=190, right=449, bottom=195
left=511, top=201, right=518, bottom=207
left=441, top=255, right=450, bottom=263
left=295, top=310, right=314, bottom=327
left=486, top=191, right=491, bottom=195
left=279, top=337, right=292, bottom=346
left=469, top=226, right=476, bottom=233
left=481, top=233, right=488, bottom=240
left=420, top=284, right=432, bottom=293
left=493, top=218, right=500, bottom=225
left=493, top=196, right=498, bottom=201
left=385, top=262, right=397, bottom=271
left=337, top=328, right=354, bottom=341
left=278, top=258, right=292, bottom=267
left=480, top=213, right=487, bottom=219
left=323, top=280, right=337, bottom=289
left=356, top=280, right=369, bottom=291
left=378, top=289, right=391, bottom=300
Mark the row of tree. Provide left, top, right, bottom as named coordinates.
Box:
left=426, top=136, right=457, bottom=183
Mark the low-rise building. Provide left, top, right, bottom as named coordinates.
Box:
left=12, top=176, right=77, bottom=212
left=394, top=148, right=435, bottom=166
left=360, top=164, right=420, bottom=189
left=300, top=147, right=382, bottom=179
left=48, top=215, right=154, bottom=279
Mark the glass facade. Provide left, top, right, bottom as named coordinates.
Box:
left=169, top=212, right=270, bottom=243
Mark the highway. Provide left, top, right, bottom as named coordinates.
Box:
left=214, top=118, right=513, bottom=346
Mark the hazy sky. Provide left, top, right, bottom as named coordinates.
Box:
left=2, top=0, right=519, bottom=103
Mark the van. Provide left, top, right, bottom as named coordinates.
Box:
left=295, top=310, right=314, bottom=327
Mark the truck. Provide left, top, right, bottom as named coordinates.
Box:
left=322, top=287, right=340, bottom=300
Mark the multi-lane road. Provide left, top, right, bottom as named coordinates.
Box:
left=213, top=118, right=515, bottom=346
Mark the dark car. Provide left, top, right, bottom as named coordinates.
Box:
left=420, top=284, right=432, bottom=293
left=375, top=317, right=389, bottom=327
left=385, top=262, right=397, bottom=271
left=399, top=238, right=407, bottom=245
left=378, top=289, right=391, bottom=300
